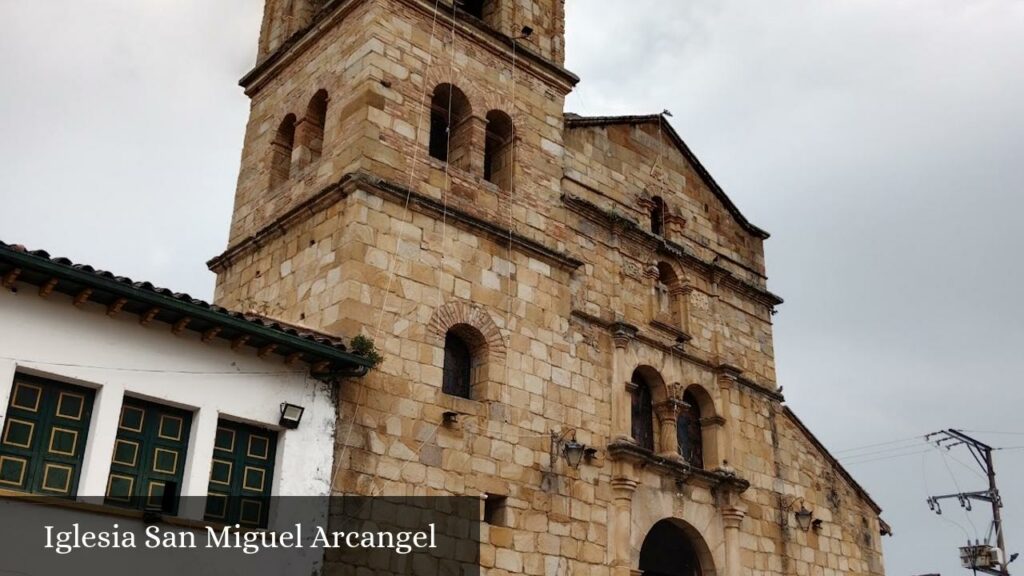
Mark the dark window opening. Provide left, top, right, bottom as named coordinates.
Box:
left=299, top=89, right=328, bottom=165
left=484, top=110, right=513, bottom=189
left=483, top=494, right=508, bottom=526
left=442, top=332, right=473, bottom=399
left=270, top=114, right=297, bottom=188
left=460, top=0, right=485, bottom=18
left=677, top=390, right=703, bottom=469
left=428, top=84, right=472, bottom=167
left=651, top=196, right=666, bottom=235
left=631, top=371, right=655, bottom=451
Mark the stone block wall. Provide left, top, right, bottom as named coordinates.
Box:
left=211, top=1, right=887, bottom=575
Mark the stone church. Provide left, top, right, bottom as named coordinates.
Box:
left=209, top=0, right=889, bottom=574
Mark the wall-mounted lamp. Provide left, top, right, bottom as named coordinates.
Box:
left=794, top=504, right=814, bottom=532
left=781, top=497, right=816, bottom=532
left=551, top=429, right=587, bottom=470
left=279, top=403, right=305, bottom=429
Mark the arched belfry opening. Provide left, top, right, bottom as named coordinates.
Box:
left=458, top=0, right=499, bottom=27
left=639, top=519, right=711, bottom=576
left=429, top=84, right=473, bottom=171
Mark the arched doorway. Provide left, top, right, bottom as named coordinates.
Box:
left=639, top=519, right=710, bottom=576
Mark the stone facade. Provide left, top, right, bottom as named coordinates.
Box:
left=210, top=1, right=888, bottom=575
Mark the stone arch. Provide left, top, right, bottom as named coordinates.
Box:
left=638, top=518, right=717, bottom=576
left=428, top=301, right=506, bottom=362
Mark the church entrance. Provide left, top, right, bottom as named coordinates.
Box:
left=638, top=519, right=707, bottom=576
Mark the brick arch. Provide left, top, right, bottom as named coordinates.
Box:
left=479, top=90, right=511, bottom=119
left=423, top=67, right=487, bottom=119
left=428, top=301, right=506, bottom=361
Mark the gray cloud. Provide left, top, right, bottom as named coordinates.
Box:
left=2, top=1, right=1022, bottom=572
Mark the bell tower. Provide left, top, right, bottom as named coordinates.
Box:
left=212, top=0, right=578, bottom=334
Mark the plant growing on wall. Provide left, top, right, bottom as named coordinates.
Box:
left=350, top=334, right=383, bottom=368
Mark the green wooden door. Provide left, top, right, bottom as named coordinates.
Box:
left=205, top=420, right=277, bottom=527
left=0, top=374, right=95, bottom=497
left=106, top=398, right=192, bottom=514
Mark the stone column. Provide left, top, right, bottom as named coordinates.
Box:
left=722, top=506, right=747, bottom=576
left=610, top=467, right=639, bottom=576
left=293, top=116, right=323, bottom=169
left=709, top=270, right=726, bottom=361
left=612, top=322, right=637, bottom=444
left=715, top=366, right=741, bottom=470
left=671, top=283, right=691, bottom=335
left=654, top=400, right=681, bottom=460
left=450, top=115, right=487, bottom=176
left=645, top=263, right=662, bottom=321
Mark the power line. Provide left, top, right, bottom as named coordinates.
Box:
left=963, top=430, right=1024, bottom=437
left=837, top=440, right=931, bottom=461
left=833, top=435, right=926, bottom=455
left=844, top=448, right=933, bottom=466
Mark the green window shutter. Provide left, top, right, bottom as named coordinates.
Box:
left=0, top=374, right=95, bottom=497
left=105, top=398, right=192, bottom=515
left=205, top=420, right=277, bottom=528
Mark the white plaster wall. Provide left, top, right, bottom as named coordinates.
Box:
left=0, top=288, right=338, bottom=523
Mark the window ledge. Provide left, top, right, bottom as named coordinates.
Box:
left=425, top=157, right=506, bottom=193
left=648, top=319, right=691, bottom=344
left=0, top=489, right=232, bottom=533
left=605, top=441, right=749, bottom=493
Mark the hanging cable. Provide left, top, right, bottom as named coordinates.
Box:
left=938, top=447, right=981, bottom=541
left=922, top=451, right=974, bottom=542
left=333, top=0, right=447, bottom=492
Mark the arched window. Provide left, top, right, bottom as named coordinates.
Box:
left=631, top=370, right=655, bottom=451
left=443, top=331, right=473, bottom=399
left=270, top=114, right=297, bottom=189
left=484, top=110, right=513, bottom=189
left=429, top=84, right=472, bottom=170
left=296, top=89, right=328, bottom=167
left=651, top=196, right=666, bottom=236
left=677, top=390, right=703, bottom=468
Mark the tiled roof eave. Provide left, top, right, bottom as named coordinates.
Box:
left=0, top=242, right=374, bottom=376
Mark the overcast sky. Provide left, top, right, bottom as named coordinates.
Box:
left=2, top=1, right=1023, bottom=573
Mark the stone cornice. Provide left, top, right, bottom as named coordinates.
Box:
left=208, top=172, right=583, bottom=274
left=562, top=192, right=784, bottom=309
left=366, top=174, right=584, bottom=271
left=571, top=310, right=783, bottom=401
left=606, top=440, right=750, bottom=493
left=240, top=0, right=580, bottom=97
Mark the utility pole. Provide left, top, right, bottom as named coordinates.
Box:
left=925, top=429, right=1014, bottom=576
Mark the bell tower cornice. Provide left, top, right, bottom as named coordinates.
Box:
left=242, top=0, right=579, bottom=98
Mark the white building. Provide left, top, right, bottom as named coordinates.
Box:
left=0, top=241, right=373, bottom=572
